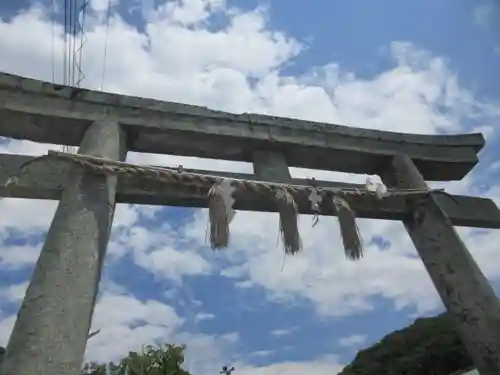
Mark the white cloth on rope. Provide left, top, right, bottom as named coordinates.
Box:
left=308, top=189, right=322, bottom=212
left=365, top=178, right=388, bottom=199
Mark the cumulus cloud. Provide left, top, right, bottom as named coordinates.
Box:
left=235, top=355, right=344, bottom=375
left=111, top=224, right=212, bottom=282
left=0, top=282, right=29, bottom=304
left=473, top=3, right=496, bottom=30
left=270, top=327, right=298, bottom=338
left=339, top=334, right=367, bottom=348
left=195, top=312, right=216, bottom=322
left=0, top=0, right=499, bottom=374
left=472, top=1, right=500, bottom=55
left=86, top=292, right=185, bottom=362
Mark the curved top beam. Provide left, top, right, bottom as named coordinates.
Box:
left=0, top=72, right=484, bottom=181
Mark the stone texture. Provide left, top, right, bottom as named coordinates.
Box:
left=252, top=150, right=292, bottom=183
left=0, top=121, right=127, bottom=375
left=0, top=71, right=484, bottom=180
left=0, top=153, right=499, bottom=228
left=381, top=154, right=500, bottom=375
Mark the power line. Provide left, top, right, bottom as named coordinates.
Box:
left=62, top=0, right=71, bottom=153
left=68, top=0, right=74, bottom=85
left=61, top=0, right=89, bottom=154
left=70, top=0, right=78, bottom=86
left=101, top=0, right=112, bottom=91
left=63, top=0, right=68, bottom=85
left=51, top=0, right=56, bottom=83
left=75, top=0, right=89, bottom=87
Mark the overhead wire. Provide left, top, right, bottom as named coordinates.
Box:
left=70, top=0, right=79, bottom=86
left=67, top=0, right=71, bottom=84
left=101, top=0, right=112, bottom=91
left=75, top=0, right=89, bottom=87
left=60, top=0, right=89, bottom=154
left=51, top=0, right=56, bottom=83
left=68, top=0, right=74, bottom=85
left=71, top=0, right=78, bottom=86
left=58, top=0, right=104, bottom=152
left=62, top=0, right=73, bottom=153
left=63, top=0, right=68, bottom=85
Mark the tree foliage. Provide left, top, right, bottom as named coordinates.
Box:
left=1, top=313, right=477, bottom=375
left=1, top=343, right=190, bottom=375
left=339, top=313, right=474, bottom=375
left=82, top=343, right=191, bottom=375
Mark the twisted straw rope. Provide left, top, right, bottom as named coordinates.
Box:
left=8, top=151, right=446, bottom=200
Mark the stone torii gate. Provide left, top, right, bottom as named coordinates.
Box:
left=0, top=72, right=500, bottom=375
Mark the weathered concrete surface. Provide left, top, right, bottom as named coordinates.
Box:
left=1, top=153, right=499, bottom=228
left=0, top=71, right=485, bottom=180
left=252, top=150, right=292, bottom=183
left=381, top=154, right=500, bottom=375
left=0, top=122, right=126, bottom=375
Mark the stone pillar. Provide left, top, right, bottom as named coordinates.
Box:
left=252, top=150, right=291, bottom=183
left=0, top=121, right=127, bottom=375
left=381, top=154, right=500, bottom=375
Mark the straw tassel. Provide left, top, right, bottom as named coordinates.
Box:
left=308, top=188, right=322, bottom=227
left=333, top=195, right=364, bottom=260
left=207, top=179, right=236, bottom=250
left=275, top=188, right=302, bottom=255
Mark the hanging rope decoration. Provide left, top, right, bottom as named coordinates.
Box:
left=4, top=151, right=447, bottom=261
left=275, top=188, right=302, bottom=255
left=207, top=179, right=236, bottom=249
left=333, top=196, right=363, bottom=260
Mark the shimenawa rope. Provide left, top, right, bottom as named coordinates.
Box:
left=4, top=151, right=444, bottom=260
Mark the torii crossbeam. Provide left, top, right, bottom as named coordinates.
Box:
left=0, top=72, right=499, bottom=375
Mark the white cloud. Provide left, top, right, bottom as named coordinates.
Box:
left=0, top=282, right=246, bottom=373
left=195, top=312, right=216, bottom=322
left=472, top=2, right=500, bottom=55
left=132, top=239, right=211, bottom=281
left=235, top=355, right=344, bottom=375
left=0, top=314, right=16, bottom=347
left=339, top=334, right=367, bottom=348
left=0, top=198, right=55, bottom=236
left=473, top=4, right=495, bottom=29
left=270, top=327, right=298, bottom=338
left=110, top=223, right=212, bottom=282
left=0, top=282, right=29, bottom=304
left=0, top=242, right=42, bottom=271
left=249, top=350, right=274, bottom=358
left=177, top=330, right=241, bottom=375
left=155, top=0, right=226, bottom=26
left=86, top=292, right=185, bottom=362
left=89, top=0, right=118, bottom=13
left=0, top=0, right=499, bottom=374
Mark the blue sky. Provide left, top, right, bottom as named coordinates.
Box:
left=1, top=0, right=500, bottom=374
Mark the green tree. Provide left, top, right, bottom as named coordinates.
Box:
left=118, top=344, right=190, bottom=375
left=82, top=343, right=191, bottom=375
left=339, top=313, right=474, bottom=375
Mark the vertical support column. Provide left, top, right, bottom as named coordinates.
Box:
left=252, top=150, right=291, bottom=183
left=380, top=154, right=500, bottom=375
left=0, top=121, right=127, bottom=375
